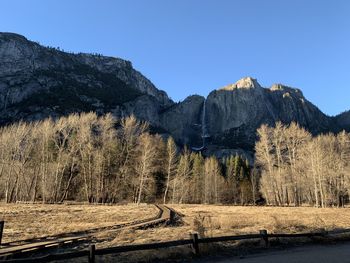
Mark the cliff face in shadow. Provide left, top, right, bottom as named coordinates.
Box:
left=0, top=32, right=172, bottom=125
left=335, top=111, right=350, bottom=132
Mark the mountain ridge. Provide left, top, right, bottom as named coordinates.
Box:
left=0, top=32, right=348, bottom=159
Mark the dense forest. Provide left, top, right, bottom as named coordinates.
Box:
left=0, top=112, right=349, bottom=207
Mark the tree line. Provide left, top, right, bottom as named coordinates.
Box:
left=1, top=113, right=348, bottom=207
left=256, top=122, right=350, bottom=207
left=0, top=113, right=254, bottom=204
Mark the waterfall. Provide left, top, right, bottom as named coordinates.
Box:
left=192, top=99, right=210, bottom=151
left=201, top=99, right=210, bottom=147
left=201, top=99, right=207, bottom=139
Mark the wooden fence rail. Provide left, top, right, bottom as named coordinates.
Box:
left=1, top=228, right=350, bottom=263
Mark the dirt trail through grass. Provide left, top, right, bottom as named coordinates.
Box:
left=0, top=203, right=157, bottom=243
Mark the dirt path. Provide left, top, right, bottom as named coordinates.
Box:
left=199, top=242, right=350, bottom=263
left=0, top=205, right=173, bottom=259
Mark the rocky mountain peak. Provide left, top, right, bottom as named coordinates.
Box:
left=269, top=84, right=304, bottom=98
left=270, top=83, right=301, bottom=92
left=220, top=77, right=261, bottom=91
left=0, top=32, right=174, bottom=124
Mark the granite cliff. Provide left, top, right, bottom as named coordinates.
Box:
left=0, top=32, right=348, bottom=158
left=0, top=32, right=172, bottom=124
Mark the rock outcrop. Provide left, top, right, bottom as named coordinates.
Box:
left=160, top=95, right=205, bottom=146
left=203, top=78, right=336, bottom=156
left=335, top=110, right=350, bottom=131
left=0, top=32, right=172, bottom=124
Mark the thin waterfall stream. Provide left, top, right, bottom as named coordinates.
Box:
left=201, top=99, right=210, bottom=140
left=193, top=99, right=210, bottom=151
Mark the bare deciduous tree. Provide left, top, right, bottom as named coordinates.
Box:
left=163, top=137, right=178, bottom=204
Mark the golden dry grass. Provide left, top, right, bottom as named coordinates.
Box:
left=0, top=203, right=157, bottom=243
left=97, top=204, right=350, bottom=252
left=1, top=204, right=350, bottom=262
left=1, top=204, right=350, bottom=248
left=95, top=205, right=350, bottom=263
left=171, top=205, right=350, bottom=238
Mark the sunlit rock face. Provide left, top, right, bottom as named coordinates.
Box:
left=207, top=77, right=269, bottom=136
left=0, top=32, right=347, bottom=158
left=205, top=78, right=336, bottom=152
left=220, top=77, right=261, bottom=90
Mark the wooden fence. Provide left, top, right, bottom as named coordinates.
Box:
left=1, top=228, right=350, bottom=263
left=0, top=222, right=4, bottom=247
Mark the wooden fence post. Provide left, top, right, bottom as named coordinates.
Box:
left=260, top=230, right=269, bottom=248
left=89, top=244, right=95, bottom=263
left=0, top=221, right=4, bottom=246
left=169, top=210, right=175, bottom=224
left=190, top=233, right=200, bottom=256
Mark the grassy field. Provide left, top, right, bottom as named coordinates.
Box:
left=100, top=205, right=350, bottom=262
left=171, top=205, right=350, bottom=237
left=1, top=204, right=350, bottom=262
left=101, top=204, right=350, bottom=248
left=2, top=204, right=350, bottom=245
left=0, top=203, right=157, bottom=243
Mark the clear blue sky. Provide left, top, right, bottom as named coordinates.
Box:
left=1, top=0, right=349, bottom=115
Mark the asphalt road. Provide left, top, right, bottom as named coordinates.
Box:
left=198, top=242, right=350, bottom=263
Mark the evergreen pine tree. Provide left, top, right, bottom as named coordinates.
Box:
left=191, top=153, right=204, bottom=203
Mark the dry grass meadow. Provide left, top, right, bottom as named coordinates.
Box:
left=0, top=203, right=157, bottom=243
left=1, top=204, right=350, bottom=245
left=98, top=204, right=350, bottom=251
left=171, top=205, right=350, bottom=237
left=1, top=203, right=350, bottom=262
left=100, top=205, right=350, bottom=262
